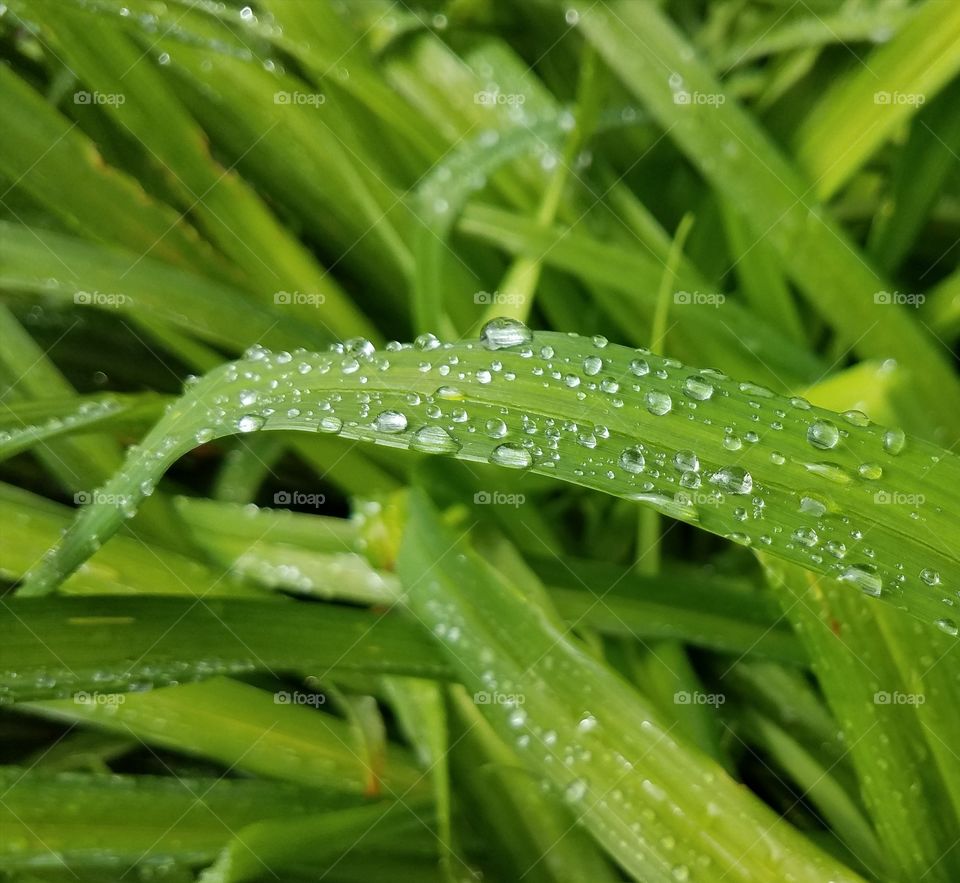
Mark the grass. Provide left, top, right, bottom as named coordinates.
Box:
left=0, top=1, right=959, bottom=881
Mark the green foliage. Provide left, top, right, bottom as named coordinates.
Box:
left=1, top=1, right=959, bottom=880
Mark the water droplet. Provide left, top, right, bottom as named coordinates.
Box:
left=839, top=563, right=882, bottom=597
left=583, top=355, right=603, bottom=376
left=883, top=428, right=906, bottom=455
left=375, top=410, right=408, bottom=433
left=682, top=375, right=714, bottom=401
left=858, top=462, right=883, bottom=480
left=710, top=466, right=753, bottom=495
left=935, top=618, right=958, bottom=637
left=411, top=426, right=461, bottom=454
left=629, top=358, right=650, bottom=376
left=793, top=527, right=819, bottom=547
left=578, top=713, right=598, bottom=732
left=318, top=416, right=343, bottom=433
left=920, top=568, right=941, bottom=586
left=195, top=428, right=215, bottom=444
left=807, top=419, right=840, bottom=450
left=841, top=409, right=870, bottom=427
left=564, top=778, right=588, bottom=802
left=674, top=450, right=699, bottom=472
left=236, top=415, right=264, bottom=433
left=799, top=495, right=827, bottom=517
left=480, top=317, right=533, bottom=350
left=490, top=443, right=532, bottom=468
left=619, top=446, right=646, bottom=474
left=645, top=391, right=672, bottom=416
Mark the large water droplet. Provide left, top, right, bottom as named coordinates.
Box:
left=411, top=426, right=461, bottom=454
left=883, top=428, right=906, bottom=455
left=807, top=419, right=840, bottom=450
left=375, top=410, right=408, bottom=433
left=583, top=355, right=603, bottom=376
left=318, top=415, right=343, bottom=433
left=839, top=563, right=882, bottom=597
left=674, top=450, right=699, bottom=472
left=629, top=358, right=650, bottom=377
left=710, top=466, right=753, bottom=495
left=935, top=618, right=958, bottom=637
left=619, top=446, right=646, bottom=474
left=682, top=375, right=714, bottom=401
left=645, top=391, right=672, bottom=416
left=480, top=317, right=533, bottom=350
left=236, top=415, right=264, bottom=433
left=490, top=443, right=532, bottom=468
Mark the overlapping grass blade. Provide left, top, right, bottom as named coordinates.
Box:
left=396, top=489, right=861, bottom=881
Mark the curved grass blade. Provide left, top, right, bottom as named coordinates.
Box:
left=396, top=489, right=862, bottom=882
left=0, top=596, right=449, bottom=704
left=19, top=327, right=960, bottom=633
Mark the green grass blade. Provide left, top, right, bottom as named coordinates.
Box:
left=573, top=0, right=960, bottom=442
left=0, top=595, right=448, bottom=703
left=793, top=0, right=960, bottom=200
left=396, top=488, right=861, bottom=882
left=20, top=328, right=960, bottom=633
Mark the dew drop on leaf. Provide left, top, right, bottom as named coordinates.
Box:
left=883, top=428, right=906, bottom=455
left=807, top=419, right=840, bottom=450
left=710, top=466, right=753, bottom=495
left=411, top=426, right=461, bottom=454
left=479, top=317, right=533, bottom=350
left=374, top=411, right=408, bottom=433
left=490, top=443, right=532, bottom=468
left=682, top=375, right=714, bottom=401
left=619, top=446, right=646, bottom=474
left=645, top=391, right=672, bottom=416
left=236, top=415, right=264, bottom=433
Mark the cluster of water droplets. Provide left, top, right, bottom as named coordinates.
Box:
left=38, top=316, right=955, bottom=634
